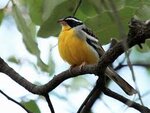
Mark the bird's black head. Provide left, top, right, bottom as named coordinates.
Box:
left=59, top=16, right=83, bottom=28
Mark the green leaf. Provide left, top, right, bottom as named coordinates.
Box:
left=90, top=0, right=125, bottom=13
left=12, top=3, right=51, bottom=72
left=38, top=0, right=76, bottom=37
left=0, top=9, right=4, bottom=25
left=79, top=0, right=98, bottom=16
left=101, top=0, right=125, bottom=11
left=84, top=7, right=137, bottom=44
left=146, top=40, right=150, bottom=49
left=47, top=53, right=55, bottom=75
left=21, top=100, right=41, bottom=113
left=130, top=48, right=150, bottom=69
left=136, top=40, right=150, bottom=53
left=69, top=77, right=90, bottom=91
left=37, top=48, right=55, bottom=74
left=37, top=57, right=50, bottom=73
left=111, top=0, right=125, bottom=9
left=125, top=0, right=142, bottom=8
left=135, top=44, right=150, bottom=53
left=142, top=0, right=150, bottom=5
left=88, top=0, right=103, bottom=13
left=12, top=3, right=40, bottom=56
left=136, top=5, right=150, bottom=20
left=42, top=0, right=66, bottom=21
left=7, top=56, right=21, bottom=64
left=26, top=0, right=44, bottom=25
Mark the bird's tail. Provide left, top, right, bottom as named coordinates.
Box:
left=105, top=67, right=137, bottom=95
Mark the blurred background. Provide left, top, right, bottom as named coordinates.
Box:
left=0, top=0, right=150, bottom=113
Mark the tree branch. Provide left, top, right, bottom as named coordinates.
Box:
left=0, top=58, right=96, bottom=95
left=78, top=77, right=105, bottom=113
left=98, top=18, right=150, bottom=70
left=78, top=18, right=150, bottom=112
left=44, top=94, right=55, bottom=113
left=0, top=18, right=150, bottom=112
left=73, top=0, right=82, bottom=16
left=115, top=63, right=150, bottom=71
left=0, top=90, right=33, bottom=113
left=103, top=88, right=150, bottom=113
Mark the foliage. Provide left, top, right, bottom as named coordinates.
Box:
left=21, top=100, right=41, bottom=113
left=0, top=9, right=4, bottom=25
left=0, top=0, right=149, bottom=73
left=0, top=0, right=150, bottom=113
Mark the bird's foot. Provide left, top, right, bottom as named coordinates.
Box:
left=79, top=62, right=86, bottom=71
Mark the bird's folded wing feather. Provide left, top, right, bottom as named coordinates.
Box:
left=75, top=25, right=137, bottom=95
left=75, top=25, right=105, bottom=56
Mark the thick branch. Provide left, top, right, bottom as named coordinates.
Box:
left=0, top=58, right=96, bottom=95
left=0, top=18, right=150, bottom=112
left=79, top=18, right=150, bottom=112
left=97, top=19, right=150, bottom=73
left=103, top=88, right=150, bottom=113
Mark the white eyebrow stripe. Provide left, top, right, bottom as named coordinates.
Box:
left=65, top=18, right=82, bottom=23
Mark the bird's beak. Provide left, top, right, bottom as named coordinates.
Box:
left=57, top=19, right=66, bottom=25
left=57, top=19, right=63, bottom=23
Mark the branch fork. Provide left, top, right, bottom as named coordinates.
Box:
left=0, top=18, right=150, bottom=113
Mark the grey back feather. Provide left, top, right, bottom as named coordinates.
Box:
left=74, top=24, right=105, bottom=57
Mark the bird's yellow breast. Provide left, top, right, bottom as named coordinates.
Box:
left=58, top=27, right=99, bottom=66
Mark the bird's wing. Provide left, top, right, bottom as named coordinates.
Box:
left=75, top=25, right=105, bottom=56
left=75, top=25, right=137, bottom=95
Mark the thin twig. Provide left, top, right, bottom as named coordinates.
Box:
left=135, top=90, right=150, bottom=101
left=126, top=56, right=144, bottom=105
left=11, top=0, right=15, bottom=5
left=4, top=0, right=11, bottom=8
left=80, top=88, right=101, bottom=113
left=0, top=19, right=150, bottom=113
left=103, top=88, right=150, bottom=113
left=73, top=0, right=82, bottom=16
left=77, top=79, right=100, bottom=113
left=101, top=99, right=116, bottom=113
left=108, top=0, right=144, bottom=105
left=115, top=63, right=150, bottom=71
left=0, top=90, right=33, bottom=113
left=77, top=76, right=110, bottom=113
left=78, top=76, right=106, bottom=113
left=44, top=94, right=55, bottom=113
left=126, top=31, right=144, bottom=106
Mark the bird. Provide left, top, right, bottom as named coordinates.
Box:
left=57, top=16, right=137, bottom=95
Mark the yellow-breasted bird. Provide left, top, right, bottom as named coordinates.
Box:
left=58, top=16, right=137, bottom=95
